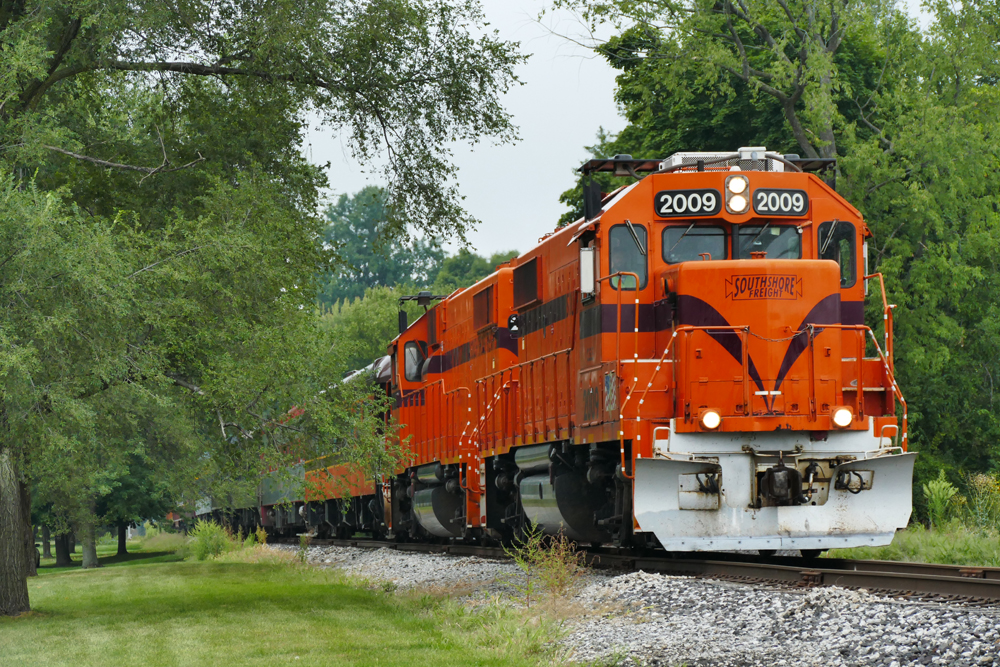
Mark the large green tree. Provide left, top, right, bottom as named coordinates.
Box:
left=0, top=0, right=523, bottom=616
left=317, top=186, right=445, bottom=309
left=557, top=0, right=1000, bottom=516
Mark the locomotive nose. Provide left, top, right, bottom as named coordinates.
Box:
left=663, top=258, right=843, bottom=422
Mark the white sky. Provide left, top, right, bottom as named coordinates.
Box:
left=304, top=0, right=931, bottom=257
left=303, top=1, right=623, bottom=256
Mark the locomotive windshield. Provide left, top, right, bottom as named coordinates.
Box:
left=609, top=224, right=648, bottom=289
left=735, top=224, right=801, bottom=259
left=662, top=225, right=727, bottom=263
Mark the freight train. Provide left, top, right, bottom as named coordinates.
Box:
left=201, top=147, right=915, bottom=556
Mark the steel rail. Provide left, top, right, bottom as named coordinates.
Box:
left=296, top=538, right=1000, bottom=602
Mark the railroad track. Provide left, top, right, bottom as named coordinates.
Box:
left=299, top=537, right=1000, bottom=605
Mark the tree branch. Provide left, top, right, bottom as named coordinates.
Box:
left=19, top=17, right=83, bottom=111
left=102, top=60, right=337, bottom=90
left=125, top=245, right=208, bottom=279
left=43, top=144, right=205, bottom=178
left=168, top=375, right=206, bottom=396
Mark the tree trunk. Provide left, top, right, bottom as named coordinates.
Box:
left=80, top=510, right=98, bottom=568
left=69, top=531, right=76, bottom=554
left=0, top=446, right=30, bottom=615
left=42, top=525, right=51, bottom=559
left=21, top=482, right=36, bottom=577
left=54, top=534, right=72, bottom=567
left=117, top=522, right=128, bottom=556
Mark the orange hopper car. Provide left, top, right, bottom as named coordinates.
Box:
left=259, top=148, right=916, bottom=555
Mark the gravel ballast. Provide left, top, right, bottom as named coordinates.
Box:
left=279, top=544, right=1000, bottom=666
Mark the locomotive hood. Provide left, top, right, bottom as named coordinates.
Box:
left=664, top=258, right=844, bottom=420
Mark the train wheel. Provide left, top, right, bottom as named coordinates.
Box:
left=757, top=549, right=777, bottom=558
left=800, top=549, right=824, bottom=559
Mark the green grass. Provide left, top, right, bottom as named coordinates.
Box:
left=3, top=547, right=554, bottom=667
left=35, top=539, right=184, bottom=575
left=826, top=523, right=1000, bottom=566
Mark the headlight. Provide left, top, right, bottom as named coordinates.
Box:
left=832, top=407, right=853, bottom=428
left=726, top=175, right=750, bottom=213
left=727, top=176, right=748, bottom=194
left=700, top=409, right=722, bottom=430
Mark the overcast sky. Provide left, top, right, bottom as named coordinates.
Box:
left=304, top=1, right=623, bottom=257
left=304, top=0, right=930, bottom=257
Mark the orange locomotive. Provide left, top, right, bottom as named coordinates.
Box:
left=322, top=147, right=915, bottom=553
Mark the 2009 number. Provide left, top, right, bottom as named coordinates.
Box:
left=654, top=189, right=722, bottom=218
left=753, top=189, right=808, bottom=216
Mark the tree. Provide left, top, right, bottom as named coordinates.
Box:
left=95, top=455, right=177, bottom=556
left=431, top=249, right=519, bottom=294
left=320, top=287, right=426, bottom=372
left=556, top=0, right=906, bottom=161
left=317, top=187, right=444, bottom=309
left=0, top=0, right=524, bottom=615
left=558, top=0, right=1000, bottom=515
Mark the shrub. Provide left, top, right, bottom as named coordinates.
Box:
left=923, top=470, right=958, bottom=528
left=504, top=526, right=587, bottom=607
left=964, top=472, right=1000, bottom=532
left=190, top=521, right=232, bottom=561
left=297, top=534, right=312, bottom=563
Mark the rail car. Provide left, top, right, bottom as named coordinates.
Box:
left=210, top=147, right=915, bottom=555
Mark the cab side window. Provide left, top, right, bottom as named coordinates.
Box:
left=609, top=224, right=648, bottom=289
left=403, top=341, right=427, bottom=382
left=818, top=221, right=856, bottom=288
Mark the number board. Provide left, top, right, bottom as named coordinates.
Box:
left=654, top=189, right=722, bottom=218
left=753, top=189, right=809, bottom=216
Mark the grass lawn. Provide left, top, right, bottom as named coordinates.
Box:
left=2, top=545, right=551, bottom=667
left=825, top=523, right=1000, bottom=567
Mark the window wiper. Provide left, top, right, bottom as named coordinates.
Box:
left=625, top=220, right=646, bottom=256
left=744, top=221, right=772, bottom=254
left=666, top=223, right=695, bottom=258
left=820, top=219, right=839, bottom=255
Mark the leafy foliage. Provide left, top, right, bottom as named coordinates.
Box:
left=317, top=187, right=445, bottom=309
left=0, top=0, right=525, bottom=612
left=923, top=470, right=958, bottom=529
left=189, top=521, right=231, bottom=561
left=557, top=0, right=1000, bottom=513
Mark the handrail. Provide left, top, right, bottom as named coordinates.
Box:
left=598, top=271, right=641, bottom=478
left=616, top=331, right=681, bottom=478
left=456, top=377, right=514, bottom=493
left=597, top=270, right=641, bottom=381
left=617, top=324, right=752, bottom=478
left=864, top=273, right=895, bottom=373
left=617, top=322, right=908, bottom=470
left=817, top=323, right=908, bottom=451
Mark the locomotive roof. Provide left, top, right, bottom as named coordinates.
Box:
left=579, top=151, right=835, bottom=176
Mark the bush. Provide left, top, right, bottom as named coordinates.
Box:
left=964, top=472, right=1000, bottom=532
left=923, top=470, right=958, bottom=528
left=190, top=521, right=232, bottom=561
left=504, top=526, right=587, bottom=607
left=297, top=534, right=312, bottom=563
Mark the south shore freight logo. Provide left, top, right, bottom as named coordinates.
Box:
left=725, top=274, right=802, bottom=300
